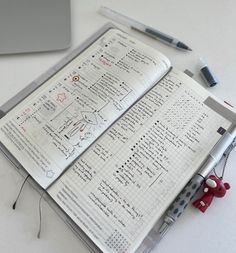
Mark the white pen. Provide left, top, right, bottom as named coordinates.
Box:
left=158, top=125, right=236, bottom=237
left=139, top=125, right=236, bottom=253
left=99, top=6, right=192, bottom=51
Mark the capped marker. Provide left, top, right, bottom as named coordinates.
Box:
left=199, top=57, right=218, bottom=87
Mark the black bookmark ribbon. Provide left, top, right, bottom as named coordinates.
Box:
left=12, top=175, right=30, bottom=210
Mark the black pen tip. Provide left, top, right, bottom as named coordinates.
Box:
left=176, top=41, right=192, bottom=51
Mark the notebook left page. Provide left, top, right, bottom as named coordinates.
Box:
left=0, top=28, right=170, bottom=189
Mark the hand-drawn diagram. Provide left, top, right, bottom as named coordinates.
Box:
left=51, top=108, right=99, bottom=147
left=66, top=111, right=97, bottom=137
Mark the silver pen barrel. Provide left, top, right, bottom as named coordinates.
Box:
left=199, top=125, right=236, bottom=177
left=158, top=124, right=236, bottom=238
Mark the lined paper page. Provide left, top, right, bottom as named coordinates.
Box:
left=48, top=69, right=231, bottom=253
left=0, top=28, right=170, bottom=189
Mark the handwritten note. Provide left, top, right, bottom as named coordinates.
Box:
left=0, top=29, right=170, bottom=189
left=48, top=69, right=231, bottom=253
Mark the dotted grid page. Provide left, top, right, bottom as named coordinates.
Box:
left=0, top=28, right=170, bottom=189
left=48, top=69, right=231, bottom=253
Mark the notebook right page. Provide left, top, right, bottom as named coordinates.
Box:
left=47, top=68, right=232, bottom=253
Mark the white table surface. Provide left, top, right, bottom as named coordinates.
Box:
left=0, top=1, right=236, bottom=253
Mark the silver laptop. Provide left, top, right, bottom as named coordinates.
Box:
left=0, top=0, right=71, bottom=54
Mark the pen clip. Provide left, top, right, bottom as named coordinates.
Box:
left=158, top=218, right=173, bottom=237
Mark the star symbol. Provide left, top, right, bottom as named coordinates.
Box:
left=56, top=93, right=67, bottom=103
left=46, top=170, right=55, bottom=178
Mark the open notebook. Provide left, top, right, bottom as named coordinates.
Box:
left=0, top=24, right=235, bottom=253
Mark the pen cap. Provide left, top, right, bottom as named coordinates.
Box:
left=199, top=57, right=218, bottom=87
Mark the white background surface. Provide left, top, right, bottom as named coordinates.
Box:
left=0, top=1, right=236, bottom=253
